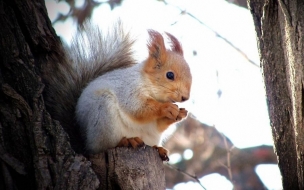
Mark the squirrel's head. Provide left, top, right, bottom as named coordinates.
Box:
left=143, top=30, right=192, bottom=103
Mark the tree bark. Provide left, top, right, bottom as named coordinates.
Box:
left=248, top=0, right=304, bottom=189
left=0, top=1, right=99, bottom=189
left=0, top=0, right=165, bottom=189
left=90, top=147, right=165, bottom=190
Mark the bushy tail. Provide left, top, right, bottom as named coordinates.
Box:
left=43, top=21, right=136, bottom=153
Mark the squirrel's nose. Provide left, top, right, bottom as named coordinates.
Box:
left=181, top=96, right=188, bottom=102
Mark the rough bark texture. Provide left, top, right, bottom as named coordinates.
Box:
left=0, top=0, right=165, bottom=189
left=248, top=0, right=304, bottom=189
left=0, top=0, right=98, bottom=189
left=227, top=0, right=248, bottom=8
left=90, top=147, right=165, bottom=190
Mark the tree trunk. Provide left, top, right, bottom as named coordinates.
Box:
left=248, top=0, right=304, bottom=189
left=90, top=147, right=165, bottom=190
left=0, top=0, right=165, bottom=189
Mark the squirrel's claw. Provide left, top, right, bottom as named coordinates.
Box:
left=176, top=108, right=188, bottom=121
left=116, top=137, right=145, bottom=149
left=130, top=137, right=145, bottom=148
left=153, top=146, right=169, bottom=162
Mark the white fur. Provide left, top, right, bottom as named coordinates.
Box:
left=76, top=62, right=161, bottom=153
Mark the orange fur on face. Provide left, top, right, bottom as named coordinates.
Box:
left=144, top=48, right=191, bottom=103
left=131, top=30, right=191, bottom=133
left=141, top=30, right=191, bottom=132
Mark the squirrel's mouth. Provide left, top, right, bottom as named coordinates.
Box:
left=168, top=98, right=176, bottom=103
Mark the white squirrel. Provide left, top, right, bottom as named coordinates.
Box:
left=44, top=22, right=192, bottom=161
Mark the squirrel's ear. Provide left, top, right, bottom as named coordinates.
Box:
left=165, top=32, right=183, bottom=56
left=147, top=30, right=167, bottom=66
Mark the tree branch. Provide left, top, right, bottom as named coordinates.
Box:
left=161, top=0, right=260, bottom=68
left=166, top=163, right=206, bottom=190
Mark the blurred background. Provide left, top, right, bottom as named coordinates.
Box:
left=45, top=0, right=282, bottom=189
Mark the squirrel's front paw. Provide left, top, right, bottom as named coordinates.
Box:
left=160, top=103, right=179, bottom=120
left=177, top=108, right=188, bottom=121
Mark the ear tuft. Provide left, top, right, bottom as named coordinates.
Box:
left=165, top=32, right=183, bottom=56
left=147, top=30, right=166, bottom=61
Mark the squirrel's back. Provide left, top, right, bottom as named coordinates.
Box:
left=43, top=21, right=136, bottom=153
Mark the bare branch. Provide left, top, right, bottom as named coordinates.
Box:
left=166, top=163, right=207, bottom=190
left=221, top=133, right=234, bottom=185
left=161, top=0, right=260, bottom=68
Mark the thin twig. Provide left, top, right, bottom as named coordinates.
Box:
left=217, top=160, right=230, bottom=170
left=166, top=163, right=207, bottom=190
left=220, top=133, right=235, bottom=189
left=222, top=133, right=233, bottom=182
left=161, top=0, right=260, bottom=68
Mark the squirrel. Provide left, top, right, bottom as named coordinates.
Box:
left=43, top=21, right=192, bottom=161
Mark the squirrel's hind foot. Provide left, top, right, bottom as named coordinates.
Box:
left=116, top=137, right=169, bottom=162
left=116, top=137, right=145, bottom=149
left=153, top=146, right=169, bottom=162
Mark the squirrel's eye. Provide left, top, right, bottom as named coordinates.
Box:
left=166, top=72, right=174, bottom=80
